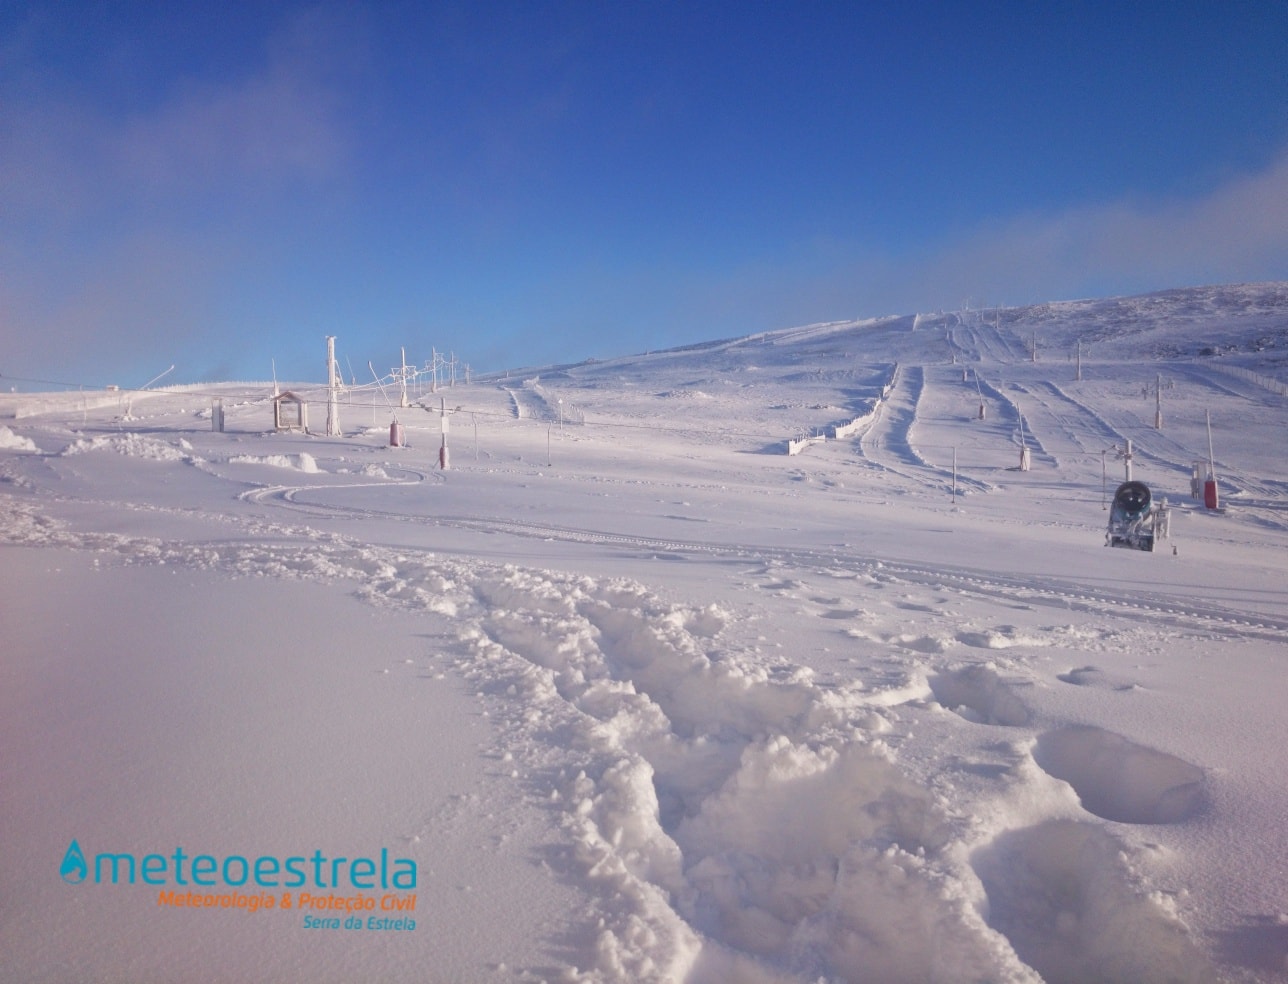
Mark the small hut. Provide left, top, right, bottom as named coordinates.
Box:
left=273, top=391, right=308, bottom=432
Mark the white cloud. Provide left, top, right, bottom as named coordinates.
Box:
left=1, top=8, right=358, bottom=222
left=909, top=146, right=1288, bottom=308
left=0, top=7, right=366, bottom=382
left=673, top=146, right=1288, bottom=335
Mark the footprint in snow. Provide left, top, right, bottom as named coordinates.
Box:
left=973, top=819, right=1215, bottom=983
left=1057, top=665, right=1143, bottom=692
left=1033, top=725, right=1206, bottom=824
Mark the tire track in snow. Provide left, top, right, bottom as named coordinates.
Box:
left=228, top=478, right=1288, bottom=641
left=235, top=465, right=430, bottom=506
left=431, top=516, right=1288, bottom=640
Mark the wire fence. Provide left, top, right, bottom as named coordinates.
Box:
left=1210, top=364, right=1288, bottom=396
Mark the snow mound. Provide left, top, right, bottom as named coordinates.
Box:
left=930, top=663, right=1032, bottom=726
left=61, top=433, right=192, bottom=461
left=228, top=452, right=321, bottom=473
left=956, top=625, right=1052, bottom=650
left=658, top=389, right=714, bottom=400
left=0, top=426, right=38, bottom=451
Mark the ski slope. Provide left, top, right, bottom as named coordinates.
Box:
left=2, top=282, right=1288, bottom=983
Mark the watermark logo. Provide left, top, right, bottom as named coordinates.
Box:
left=57, top=840, right=416, bottom=890
left=60, top=839, right=88, bottom=884
left=58, top=838, right=419, bottom=931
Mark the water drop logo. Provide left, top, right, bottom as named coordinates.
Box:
left=60, top=839, right=88, bottom=884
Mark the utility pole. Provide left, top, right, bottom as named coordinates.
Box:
left=1102, top=449, right=1108, bottom=508
left=325, top=336, right=341, bottom=437
left=1204, top=410, right=1219, bottom=509
left=1154, top=373, right=1163, bottom=430
left=1075, top=340, right=1082, bottom=381
left=438, top=397, right=450, bottom=470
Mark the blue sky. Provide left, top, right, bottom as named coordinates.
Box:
left=3, top=1, right=1287, bottom=386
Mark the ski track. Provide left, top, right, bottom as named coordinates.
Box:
left=1007, top=379, right=1118, bottom=462
left=951, top=368, right=1052, bottom=463
left=1026, top=372, right=1283, bottom=498
left=955, top=315, right=1027, bottom=365
left=1164, top=365, right=1288, bottom=498
left=499, top=377, right=586, bottom=427
left=1010, top=371, right=1288, bottom=533
left=858, top=365, right=992, bottom=496
left=504, top=385, right=544, bottom=421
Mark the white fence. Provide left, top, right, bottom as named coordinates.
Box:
left=786, top=364, right=898, bottom=455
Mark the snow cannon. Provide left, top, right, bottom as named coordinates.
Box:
left=1106, top=480, right=1169, bottom=552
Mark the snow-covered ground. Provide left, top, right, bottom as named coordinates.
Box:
left=3, top=282, right=1287, bottom=983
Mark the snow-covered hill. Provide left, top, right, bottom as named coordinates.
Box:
left=3, top=282, right=1287, bottom=983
